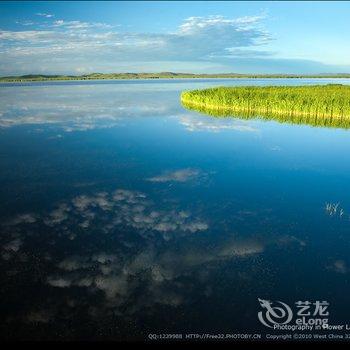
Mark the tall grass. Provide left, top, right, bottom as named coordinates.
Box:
left=181, top=84, right=350, bottom=128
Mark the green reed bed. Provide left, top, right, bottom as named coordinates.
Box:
left=181, top=84, right=350, bottom=128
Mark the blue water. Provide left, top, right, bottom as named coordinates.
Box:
left=1, top=79, right=350, bottom=340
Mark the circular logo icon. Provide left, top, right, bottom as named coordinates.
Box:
left=258, top=298, right=293, bottom=328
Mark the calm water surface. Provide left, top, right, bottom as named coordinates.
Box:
left=1, top=79, right=350, bottom=340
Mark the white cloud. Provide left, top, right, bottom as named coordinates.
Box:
left=7, top=187, right=209, bottom=239
left=180, top=115, right=259, bottom=133
left=218, top=239, right=264, bottom=257
left=270, top=145, right=282, bottom=152
left=15, top=20, right=36, bottom=26
left=47, top=277, right=72, bottom=288
left=0, top=30, right=55, bottom=42
left=41, top=231, right=304, bottom=316
left=95, top=275, right=129, bottom=300
left=36, top=13, right=54, bottom=18
left=3, top=238, right=22, bottom=252
left=57, top=256, right=94, bottom=271
left=0, top=14, right=271, bottom=74
left=178, top=15, right=267, bottom=38
left=1, top=13, right=350, bottom=74
left=25, top=309, right=53, bottom=324
left=328, top=260, right=348, bottom=274
left=7, top=213, right=37, bottom=225
left=0, top=86, right=178, bottom=131
left=2, top=183, right=308, bottom=319
left=44, top=203, right=70, bottom=226
left=52, top=20, right=114, bottom=30
left=181, top=222, right=209, bottom=233
left=147, top=168, right=200, bottom=183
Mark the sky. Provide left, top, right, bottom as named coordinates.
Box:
left=0, top=1, right=350, bottom=75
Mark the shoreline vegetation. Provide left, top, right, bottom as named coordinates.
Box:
left=181, top=84, right=350, bottom=129
left=1, top=72, right=350, bottom=83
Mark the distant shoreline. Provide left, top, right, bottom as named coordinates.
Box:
left=1, top=72, right=350, bottom=83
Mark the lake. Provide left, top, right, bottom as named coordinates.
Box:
left=1, top=78, right=350, bottom=341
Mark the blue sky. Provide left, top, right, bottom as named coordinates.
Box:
left=0, top=1, right=350, bottom=75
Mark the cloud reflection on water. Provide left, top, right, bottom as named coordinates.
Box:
left=146, top=168, right=201, bottom=183
left=0, top=82, right=262, bottom=136
left=180, top=114, right=259, bottom=133
left=0, top=85, right=179, bottom=131
left=1, top=182, right=307, bottom=327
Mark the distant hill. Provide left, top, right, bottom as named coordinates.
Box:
left=1, top=72, right=350, bottom=82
